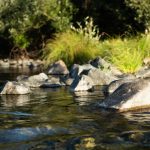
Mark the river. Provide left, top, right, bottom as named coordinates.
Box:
left=0, top=67, right=150, bottom=150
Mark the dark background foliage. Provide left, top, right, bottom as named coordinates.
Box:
left=0, top=0, right=150, bottom=58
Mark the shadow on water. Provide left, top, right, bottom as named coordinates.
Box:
left=0, top=68, right=150, bottom=149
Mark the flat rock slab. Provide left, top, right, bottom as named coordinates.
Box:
left=99, top=79, right=150, bottom=111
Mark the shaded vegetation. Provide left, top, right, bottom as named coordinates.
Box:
left=1, top=0, right=150, bottom=73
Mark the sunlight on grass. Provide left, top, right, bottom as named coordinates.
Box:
left=43, top=30, right=101, bottom=68
left=43, top=17, right=150, bottom=73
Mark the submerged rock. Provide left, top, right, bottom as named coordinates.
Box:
left=99, top=78, right=150, bottom=111
left=48, top=60, right=69, bottom=75
left=70, top=75, right=94, bottom=92
left=0, top=81, right=30, bottom=94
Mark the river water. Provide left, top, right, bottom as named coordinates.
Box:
left=0, top=67, right=150, bottom=150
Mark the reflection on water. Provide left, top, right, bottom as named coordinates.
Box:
left=0, top=95, right=30, bottom=107
left=0, top=68, right=150, bottom=149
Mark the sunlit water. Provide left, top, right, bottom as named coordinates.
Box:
left=0, top=67, right=150, bottom=150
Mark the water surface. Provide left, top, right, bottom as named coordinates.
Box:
left=0, top=67, right=150, bottom=150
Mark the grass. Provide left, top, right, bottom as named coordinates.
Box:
left=42, top=17, right=150, bottom=73
left=43, top=30, right=101, bottom=68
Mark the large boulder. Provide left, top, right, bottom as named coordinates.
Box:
left=99, top=78, right=150, bottom=111
left=69, top=64, right=96, bottom=78
left=47, top=60, right=69, bottom=75
left=0, top=81, right=30, bottom=94
left=103, top=74, right=136, bottom=97
left=86, top=68, right=117, bottom=85
left=89, top=57, right=122, bottom=76
left=70, top=75, right=94, bottom=92
left=18, top=72, right=48, bottom=88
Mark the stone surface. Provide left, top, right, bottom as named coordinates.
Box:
left=87, top=68, right=117, bottom=86
left=103, top=74, right=136, bottom=97
left=69, top=64, right=95, bottom=78
left=40, top=77, right=65, bottom=88
left=135, top=68, right=150, bottom=78
left=70, top=75, right=94, bottom=92
left=18, top=72, right=48, bottom=88
left=48, top=60, right=69, bottom=75
left=0, top=81, right=30, bottom=94
left=89, top=57, right=122, bottom=76
left=60, top=76, right=74, bottom=86
left=99, top=79, right=150, bottom=111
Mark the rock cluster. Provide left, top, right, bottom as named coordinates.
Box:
left=2, top=57, right=150, bottom=112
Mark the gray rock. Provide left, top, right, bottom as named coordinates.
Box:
left=0, top=81, right=30, bottom=94
left=40, top=77, right=65, bottom=88
left=70, top=75, right=94, bottom=92
left=99, top=78, right=150, bottom=111
left=69, top=64, right=96, bottom=78
left=103, top=74, right=136, bottom=97
left=135, top=68, right=150, bottom=78
left=87, top=68, right=117, bottom=86
left=48, top=60, right=69, bottom=75
left=60, top=76, right=74, bottom=86
left=18, top=72, right=48, bottom=88
left=89, top=57, right=122, bottom=76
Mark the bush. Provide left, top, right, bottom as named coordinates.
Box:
left=43, top=30, right=101, bottom=68
left=101, top=36, right=150, bottom=73
left=43, top=17, right=101, bottom=67
left=0, top=0, right=74, bottom=55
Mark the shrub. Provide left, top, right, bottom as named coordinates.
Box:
left=43, top=17, right=101, bottom=68
left=43, top=30, right=101, bottom=68
left=101, top=37, right=145, bottom=73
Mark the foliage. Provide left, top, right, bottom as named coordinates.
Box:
left=100, top=35, right=150, bottom=73
left=72, top=0, right=150, bottom=34
left=43, top=30, right=101, bottom=68
left=0, top=0, right=74, bottom=52
left=125, top=0, right=150, bottom=31
left=43, top=17, right=101, bottom=67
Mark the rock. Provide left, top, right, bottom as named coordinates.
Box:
left=135, top=68, right=150, bottom=78
left=0, top=81, right=30, bottom=94
left=40, top=77, right=65, bottom=88
left=69, top=64, right=96, bottom=78
left=99, top=78, right=150, bottom=111
left=18, top=72, right=48, bottom=88
left=70, top=75, right=94, bottom=92
left=89, top=57, right=122, bottom=76
left=48, top=60, right=69, bottom=75
left=60, top=75, right=74, bottom=86
left=143, top=57, right=150, bottom=67
left=103, top=74, right=136, bottom=97
left=16, top=75, right=28, bottom=81
left=86, top=68, right=117, bottom=86
left=0, top=59, right=9, bottom=68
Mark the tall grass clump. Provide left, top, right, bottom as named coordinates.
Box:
left=138, top=33, right=150, bottom=57
left=43, top=17, right=101, bottom=68
left=102, top=37, right=144, bottom=73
